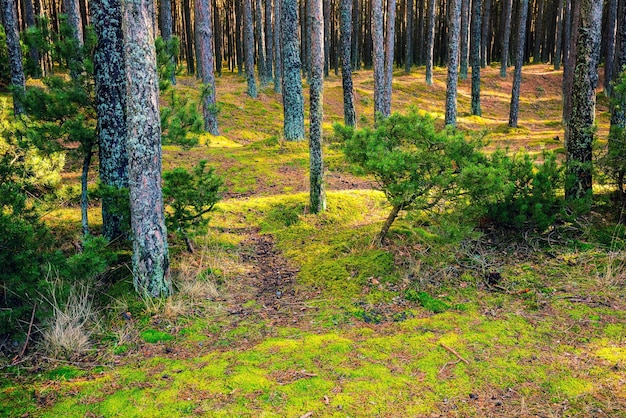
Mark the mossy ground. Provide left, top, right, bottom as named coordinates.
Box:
left=1, top=65, right=625, bottom=417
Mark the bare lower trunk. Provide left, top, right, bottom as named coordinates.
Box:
left=309, top=0, right=325, bottom=213
left=377, top=204, right=402, bottom=244
left=196, top=0, right=219, bottom=134
left=508, top=0, right=529, bottom=128
left=445, top=0, right=461, bottom=127
left=1, top=0, right=25, bottom=115
left=80, top=148, right=93, bottom=237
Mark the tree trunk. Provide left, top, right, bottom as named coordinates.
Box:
left=383, top=0, right=396, bottom=116
left=80, top=147, right=93, bottom=236
left=282, top=0, right=305, bottom=140
left=405, top=0, right=414, bottom=73
left=425, top=0, right=435, bottom=84
left=235, top=0, right=243, bottom=74
left=265, top=0, right=273, bottom=79
left=1, top=0, right=25, bottom=115
left=122, top=0, right=171, bottom=297
left=183, top=0, right=195, bottom=74
left=565, top=0, right=603, bottom=200
left=273, top=0, right=282, bottom=92
left=159, top=0, right=174, bottom=83
left=533, top=0, right=544, bottom=63
left=562, top=0, right=580, bottom=123
left=471, top=0, right=481, bottom=115
left=603, top=0, right=618, bottom=94
left=196, top=0, right=219, bottom=134
left=377, top=204, right=401, bottom=244
left=371, top=0, right=384, bottom=118
left=340, top=0, right=356, bottom=126
left=480, top=0, right=491, bottom=67
left=609, top=0, right=625, bottom=196
left=23, top=0, right=41, bottom=77
left=323, top=0, right=330, bottom=77
left=509, top=0, right=529, bottom=127
left=445, top=0, right=461, bottom=126
left=255, top=0, right=268, bottom=86
left=554, top=0, right=564, bottom=69
left=500, top=0, right=512, bottom=76
left=351, top=0, right=359, bottom=68
left=63, top=0, right=83, bottom=46
left=459, top=0, right=469, bottom=79
left=309, top=0, right=325, bottom=213
left=243, top=0, right=257, bottom=96
left=213, top=0, right=222, bottom=76
left=93, top=0, right=129, bottom=241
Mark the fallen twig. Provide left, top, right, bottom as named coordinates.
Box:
left=14, top=304, right=36, bottom=363
left=440, top=343, right=469, bottom=365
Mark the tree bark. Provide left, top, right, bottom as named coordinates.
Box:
left=471, top=0, right=481, bottom=115
left=243, top=0, right=257, bottom=96
left=565, top=0, right=603, bottom=200
left=122, top=0, right=171, bottom=297
left=159, top=0, right=174, bottom=83
left=265, top=0, right=273, bottom=79
left=93, top=0, right=129, bottom=241
left=554, top=0, right=564, bottom=69
left=509, top=0, right=529, bottom=127
left=254, top=0, right=268, bottom=85
left=63, top=0, right=83, bottom=46
left=340, top=0, right=356, bottom=126
left=183, top=0, right=195, bottom=74
left=480, top=0, right=491, bottom=67
left=309, top=0, right=325, bottom=213
left=500, top=0, right=512, bottom=76
left=371, top=0, right=384, bottom=118
left=603, top=0, right=618, bottom=94
left=533, top=0, right=544, bottom=63
left=562, top=0, right=580, bottom=123
left=405, top=0, right=414, bottom=73
left=196, top=0, right=219, bottom=134
left=445, top=0, right=461, bottom=126
left=425, top=0, right=436, bottom=84
left=273, top=0, right=282, bottom=92
left=23, top=0, right=41, bottom=77
left=323, top=0, right=330, bottom=77
left=459, top=0, right=469, bottom=80
left=383, top=0, right=396, bottom=116
left=282, top=0, right=305, bottom=140
left=213, top=0, right=222, bottom=76
left=377, top=204, right=401, bottom=244
left=1, top=0, right=25, bottom=115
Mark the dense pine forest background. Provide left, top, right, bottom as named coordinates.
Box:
left=1, top=0, right=625, bottom=415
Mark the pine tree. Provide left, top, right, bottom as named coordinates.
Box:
left=509, top=0, right=529, bottom=128
left=445, top=0, right=462, bottom=126
left=471, top=0, right=482, bottom=115
left=459, top=0, right=470, bottom=80
left=340, top=0, right=356, bottom=126
left=371, top=0, right=385, bottom=118
left=273, top=0, right=283, bottom=93
left=195, top=0, right=219, bottom=134
left=383, top=0, right=396, bottom=116
left=309, top=0, right=325, bottom=213
left=425, top=0, right=436, bottom=85
left=282, top=0, right=305, bottom=140
left=1, top=0, right=25, bottom=115
left=500, top=0, right=512, bottom=77
left=122, top=0, right=171, bottom=297
left=243, top=0, right=258, bottom=97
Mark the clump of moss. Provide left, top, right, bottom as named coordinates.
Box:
left=140, top=329, right=173, bottom=343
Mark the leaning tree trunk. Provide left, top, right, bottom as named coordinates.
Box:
left=93, top=0, right=129, bottom=241
left=383, top=0, right=396, bottom=117
left=459, top=0, right=469, bottom=80
left=309, top=0, right=325, bottom=213
left=340, top=0, right=356, bottom=126
left=371, top=0, right=385, bottom=118
left=565, top=0, right=603, bottom=200
left=471, top=0, right=482, bottom=115
left=243, top=0, right=258, bottom=96
left=500, top=0, right=512, bottom=77
left=1, top=0, right=25, bottom=115
left=282, top=0, right=305, bottom=140
left=509, top=0, right=529, bottom=127
left=122, top=0, right=172, bottom=297
left=273, top=0, right=282, bottom=92
left=196, top=0, right=219, bottom=134
left=445, top=0, right=462, bottom=126
left=425, top=0, right=436, bottom=84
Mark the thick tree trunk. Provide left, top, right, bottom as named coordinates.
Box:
left=405, top=0, right=414, bottom=73
left=196, top=0, right=219, bottom=134
left=273, top=0, right=282, bottom=92
left=425, top=0, right=436, bottom=84
left=309, top=0, right=325, bottom=213
left=383, top=0, right=396, bottom=116
left=471, top=0, right=481, bottom=115
left=603, top=0, right=618, bottom=94
left=243, top=0, right=257, bottom=96
left=509, top=0, right=529, bottom=127
left=63, top=0, right=83, bottom=46
left=1, top=0, right=25, bottom=115
left=459, top=0, right=469, bottom=80
left=500, top=0, right=512, bottom=76
left=93, top=0, right=129, bottom=241
left=371, top=0, right=385, bottom=118
left=122, top=0, right=171, bottom=297
left=282, top=0, right=305, bottom=140
left=554, top=0, right=564, bottom=69
left=480, top=0, right=491, bottom=67
left=565, top=0, right=603, bottom=200
left=340, top=0, right=356, bottom=126
left=445, top=0, right=461, bottom=126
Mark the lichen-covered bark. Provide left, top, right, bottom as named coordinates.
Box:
left=445, top=0, right=461, bottom=127
left=281, top=0, right=305, bottom=140
left=565, top=0, right=603, bottom=200
left=195, top=0, right=219, bottom=134
left=459, top=0, right=469, bottom=80
left=404, top=0, right=414, bottom=73
left=122, top=0, right=171, bottom=297
left=508, top=0, right=529, bottom=128
left=243, top=0, right=258, bottom=97
left=371, top=0, right=385, bottom=118
left=470, top=0, right=481, bottom=115
left=309, top=0, right=325, bottom=213
left=500, top=0, right=512, bottom=77
left=425, top=0, right=435, bottom=85
left=340, top=0, right=356, bottom=126
left=255, top=0, right=268, bottom=86
left=383, top=0, right=396, bottom=117
left=273, top=0, right=282, bottom=93
left=1, top=0, right=25, bottom=115
left=93, top=0, right=129, bottom=240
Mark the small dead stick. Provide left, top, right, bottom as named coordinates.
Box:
left=439, top=343, right=469, bottom=365
left=14, top=304, right=36, bottom=362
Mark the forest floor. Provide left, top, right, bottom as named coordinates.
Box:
left=1, top=64, right=625, bottom=417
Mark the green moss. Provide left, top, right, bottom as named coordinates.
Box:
left=549, top=377, right=593, bottom=398
left=140, top=329, right=174, bottom=343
